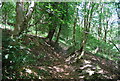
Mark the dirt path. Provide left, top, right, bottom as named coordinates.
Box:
left=24, top=35, right=119, bottom=79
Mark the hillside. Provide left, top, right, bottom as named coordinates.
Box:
left=2, top=28, right=120, bottom=79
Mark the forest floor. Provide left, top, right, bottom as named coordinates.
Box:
left=21, top=34, right=120, bottom=79
left=2, top=28, right=120, bottom=79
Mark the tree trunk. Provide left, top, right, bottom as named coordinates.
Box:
left=46, top=3, right=59, bottom=42
left=46, top=13, right=56, bottom=42
left=115, top=1, right=120, bottom=49
left=98, top=5, right=103, bottom=40
left=109, top=40, right=120, bottom=53
left=55, top=11, right=65, bottom=43
left=103, top=20, right=108, bottom=42
left=47, top=27, right=56, bottom=42
left=13, top=1, right=35, bottom=36
left=95, top=4, right=103, bottom=53
left=13, top=2, right=24, bottom=36
left=73, top=17, right=77, bottom=51
left=55, top=24, right=62, bottom=43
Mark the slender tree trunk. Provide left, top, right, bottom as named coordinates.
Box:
left=109, top=41, right=120, bottom=53
left=36, top=25, right=38, bottom=36
left=35, top=7, right=38, bottom=36
left=98, top=5, right=102, bottom=40
left=104, top=20, right=108, bottom=42
left=55, top=24, right=62, bottom=43
left=47, top=13, right=56, bottom=42
left=47, top=27, right=56, bottom=42
left=73, top=17, right=77, bottom=51
left=46, top=3, right=60, bottom=42
left=72, top=3, right=78, bottom=51
left=95, top=4, right=103, bottom=53
left=79, top=35, right=87, bottom=53
left=55, top=11, right=64, bottom=43
left=5, top=14, right=7, bottom=29
left=115, top=1, right=120, bottom=49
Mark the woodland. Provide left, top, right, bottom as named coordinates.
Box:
left=1, top=1, right=120, bottom=80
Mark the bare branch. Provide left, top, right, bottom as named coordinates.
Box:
left=25, top=1, right=35, bottom=21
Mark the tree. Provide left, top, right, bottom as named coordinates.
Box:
left=13, top=1, right=35, bottom=36
left=72, top=3, right=78, bottom=52
left=79, top=2, right=96, bottom=54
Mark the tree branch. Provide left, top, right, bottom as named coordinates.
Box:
left=25, top=1, right=35, bottom=21
left=109, top=40, right=120, bottom=53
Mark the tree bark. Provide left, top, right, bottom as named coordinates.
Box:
left=13, top=1, right=35, bottom=36
left=13, top=2, right=24, bottom=36
left=55, top=24, right=62, bottom=43
left=55, top=11, right=65, bottom=43
left=115, top=1, right=120, bottom=49
left=46, top=3, right=58, bottom=42
left=98, top=4, right=103, bottom=40
left=46, top=12, right=56, bottom=42
left=47, top=27, right=56, bottom=42
left=73, top=17, right=77, bottom=51
left=95, top=3, right=102, bottom=53
left=103, top=20, right=108, bottom=42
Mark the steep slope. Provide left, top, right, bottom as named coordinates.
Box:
left=2, top=28, right=120, bottom=79
left=22, top=34, right=120, bottom=79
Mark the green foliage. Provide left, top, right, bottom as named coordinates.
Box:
left=2, top=2, right=16, bottom=24
left=2, top=33, right=48, bottom=79
left=86, top=34, right=119, bottom=61
left=1, top=2, right=120, bottom=79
